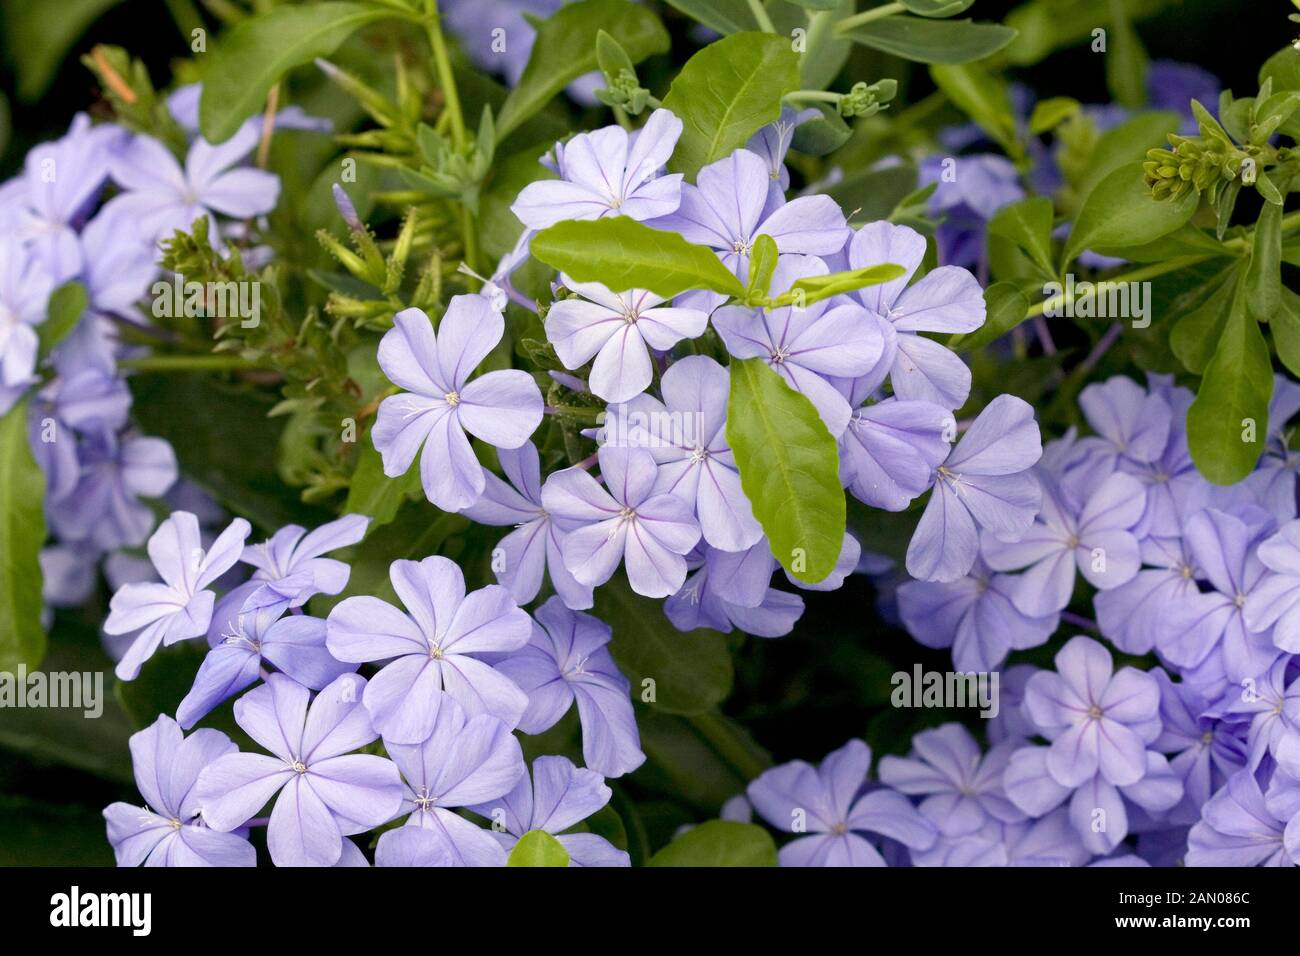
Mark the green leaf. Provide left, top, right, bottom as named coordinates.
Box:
left=662, top=32, right=801, bottom=180
left=647, top=820, right=778, bottom=866
left=929, top=63, right=1022, bottom=159
left=841, top=16, right=1017, bottom=65
left=593, top=575, right=733, bottom=715
left=747, top=235, right=780, bottom=303
left=0, top=398, right=45, bottom=673
left=1187, top=279, right=1273, bottom=485
left=1104, top=0, right=1148, bottom=109
left=37, top=281, right=87, bottom=358
left=1071, top=111, right=1180, bottom=203
left=826, top=164, right=919, bottom=223
left=789, top=104, right=853, bottom=156
left=661, top=0, right=761, bottom=34
left=727, top=358, right=844, bottom=583
left=1063, top=162, right=1198, bottom=266
left=1246, top=199, right=1283, bottom=321
left=1272, top=287, right=1300, bottom=379
left=947, top=282, right=1032, bottom=352
left=531, top=218, right=746, bottom=299
left=1004, top=0, right=1175, bottom=68
left=1, top=0, right=125, bottom=100
left=1029, top=96, right=1080, bottom=134
left=199, top=2, right=396, bottom=144
left=507, top=830, right=570, bottom=867
left=901, top=0, right=976, bottom=15
left=987, top=197, right=1055, bottom=277
left=1170, top=267, right=1239, bottom=374
left=344, top=441, right=423, bottom=531
left=771, top=263, right=907, bottom=308
left=497, top=0, right=669, bottom=140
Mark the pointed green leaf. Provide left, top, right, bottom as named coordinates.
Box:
left=1246, top=198, right=1283, bottom=321
left=661, top=32, right=801, bottom=180
left=929, top=63, right=1022, bottom=158
left=770, top=263, right=907, bottom=308
left=1187, top=280, right=1273, bottom=484
left=0, top=397, right=46, bottom=672
left=727, top=358, right=844, bottom=583
left=1063, top=162, right=1199, bottom=266
left=661, top=0, right=761, bottom=34
left=947, top=282, right=1032, bottom=352
left=840, top=16, right=1017, bottom=65
left=199, top=2, right=396, bottom=144
left=507, top=830, right=570, bottom=867
left=497, top=0, right=669, bottom=140
left=1170, top=268, right=1239, bottom=374
left=530, top=218, right=746, bottom=298
left=987, top=197, right=1056, bottom=277
left=37, top=281, right=87, bottom=357
left=647, top=820, right=778, bottom=866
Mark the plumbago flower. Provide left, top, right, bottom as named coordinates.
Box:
left=104, top=511, right=251, bottom=680
left=601, top=355, right=762, bottom=551
left=651, top=148, right=849, bottom=309
left=0, top=236, right=53, bottom=413
left=372, top=296, right=543, bottom=512
left=842, top=221, right=987, bottom=410
left=495, top=597, right=643, bottom=776
left=981, top=471, right=1146, bottom=617
left=385, top=696, right=525, bottom=867
left=104, top=716, right=254, bottom=867
left=878, top=724, right=1026, bottom=836
left=46, top=431, right=178, bottom=552
left=1186, top=770, right=1296, bottom=867
left=541, top=445, right=701, bottom=598
left=906, top=393, right=1042, bottom=583
left=545, top=276, right=709, bottom=403
left=104, top=122, right=280, bottom=245
left=176, top=578, right=355, bottom=729
left=664, top=545, right=806, bottom=638
left=897, top=557, right=1060, bottom=672
left=461, top=442, right=592, bottom=609
left=1158, top=506, right=1281, bottom=689
left=837, top=384, right=953, bottom=513
left=326, top=556, right=532, bottom=741
left=1245, top=518, right=1300, bottom=653
left=195, top=674, right=404, bottom=867
left=1004, top=637, right=1182, bottom=854
left=239, top=514, right=370, bottom=606
left=747, top=739, right=938, bottom=866
left=512, top=109, right=683, bottom=228
left=712, top=256, right=886, bottom=436
left=469, top=755, right=630, bottom=866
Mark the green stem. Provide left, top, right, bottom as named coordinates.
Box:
left=688, top=712, right=770, bottom=783
left=1027, top=255, right=1215, bottom=319
left=834, top=1, right=906, bottom=33
left=425, top=0, right=479, bottom=274
left=784, top=90, right=843, bottom=105
left=746, top=0, right=777, bottom=33
left=119, top=355, right=259, bottom=373
left=424, top=0, right=466, bottom=152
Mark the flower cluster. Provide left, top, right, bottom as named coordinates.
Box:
left=76, top=36, right=1297, bottom=867
left=2, top=86, right=294, bottom=640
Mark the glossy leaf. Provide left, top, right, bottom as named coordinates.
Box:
left=531, top=218, right=746, bottom=299
left=0, top=398, right=46, bottom=672
left=199, top=2, right=395, bottom=144
left=662, top=32, right=801, bottom=180
left=647, top=820, right=778, bottom=866
left=727, top=358, right=845, bottom=583
left=840, top=16, right=1017, bottom=65
left=497, top=0, right=669, bottom=140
